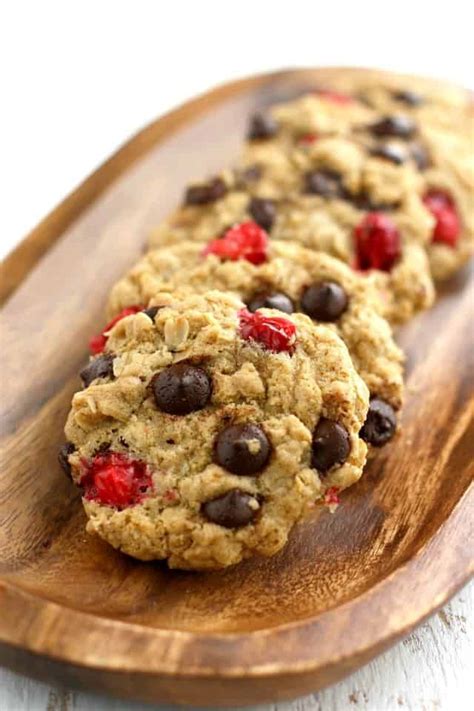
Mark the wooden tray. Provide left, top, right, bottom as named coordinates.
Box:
left=0, top=68, right=473, bottom=707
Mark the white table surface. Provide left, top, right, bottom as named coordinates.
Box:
left=1, top=2, right=472, bottom=709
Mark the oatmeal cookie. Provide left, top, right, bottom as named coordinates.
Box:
left=62, top=291, right=369, bottom=569
left=108, top=238, right=404, bottom=418
left=240, top=75, right=474, bottom=281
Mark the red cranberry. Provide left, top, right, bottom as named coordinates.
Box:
left=89, top=306, right=143, bottom=355
left=423, top=190, right=460, bottom=247
left=203, top=221, right=269, bottom=265
left=239, top=309, right=296, bottom=353
left=354, top=213, right=401, bottom=271
left=298, top=132, right=318, bottom=145
left=80, top=452, right=152, bottom=508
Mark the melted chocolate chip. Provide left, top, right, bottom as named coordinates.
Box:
left=80, top=354, right=115, bottom=388
left=392, top=89, right=424, bottom=106
left=184, top=177, right=227, bottom=206
left=370, top=144, right=406, bottom=165
left=214, top=423, right=271, bottom=475
left=152, top=363, right=212, bottom=415
left=370, top=115, right=416, bottom=139
left=248, top=112, right=278, bottom=140
left=311, top=419, right=351, bottom=473
left=301, top=282, right=348, bottom=322
left=410, top=143, right=431, bottom=171
left=360, top=398, right=397, bottom=446
left=248, top=197, right=277, bottom=231
left=58, top=442, right=75, bottom=480
left=247, top=292, right=294, bottom=314
left=304, top=170, right=345, bottom=198
left=142, top=305, right=161, bottom=321
left=202, top=489, right=258, bottom=528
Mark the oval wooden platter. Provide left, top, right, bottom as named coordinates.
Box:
left=0, top=68, right=473, bottom=707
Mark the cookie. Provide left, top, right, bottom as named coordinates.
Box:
left=149, top=71, right=473, bottom=305
left=108, top=239, right=404, bottom=416
left=64, top=291, right=369, bottom=569
left=241, top=77, right=473, bottom=281
left=149, top=177, right=434, bottom=324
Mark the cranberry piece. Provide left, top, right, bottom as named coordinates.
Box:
left=423, top=191, right=460, bottom=247
left=89, top=306, right=143, bottom=355
left=203, top=221, right=269, bottom=265
left=298, top=132, right=318, bottom=145
left=354, top=213, right=401, bottom=272
left=239, top=309, right=296, bottom=354
left=80, top=452, right=152, bottom=508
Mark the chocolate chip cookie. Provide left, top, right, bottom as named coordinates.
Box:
left=63, top=291, right=369, bottom=569
left=107, top=239, right=404, bottom=419
left=148, top=157, right=435, bottom=324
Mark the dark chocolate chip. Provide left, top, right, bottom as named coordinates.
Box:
left=370, top=144, right=406, bottom=165
left=80, top=354, right=115, bottom=388
left=301, top=282, right=348, bottom=322
left=370, top=115, right=417, bottom=139
left=214, top=423, right=271, bottom=475
left=304, top=170, right=345, bottom=198
left=311, top=419, right=351, bottom=473
left=184, top=177, right=227, bottom=206
left=152, top=363, right=212, bottom=415
left=202, top=489, right=259, bottom=528
left=392, top=89, right=424, bottom=106
left=410, top=143, right=431, bottom=171
left=248, top=112, right=278, bottom=140
left=360, top=398, right=397, bottom=446
left=248, top=197, right=277, bottom=231
left=58, top=442, right=75, bottom=480
left=142, top=305, right=161, bottom=320
left=247, top=291, right=294, bottom=314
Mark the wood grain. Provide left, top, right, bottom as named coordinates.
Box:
left=1, top=583, right=471, bottom=710
left=0, top=68, right=473, bottom=707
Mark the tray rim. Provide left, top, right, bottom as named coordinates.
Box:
left=0, top=484, right=472, bottom=679
left=0, top=66, right=473, bottom=702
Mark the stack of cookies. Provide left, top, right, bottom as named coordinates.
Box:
left=60, top=71, right=473, bottom=570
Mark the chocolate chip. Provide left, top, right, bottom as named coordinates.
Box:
left=304, top=170, right=345, bottom=198
left=311, top=419, right=350, bottom=473
left=202, top=489, right=259, bottom=528
left=247, top=291, right=294, bottom=314
left=80, top=354, right=115, bottom=388
left=370, top=115, right=416, bottom=139
left=360, top=398, right=397, bottom=446
left=392, top=89, right=424, bottom=106
left=301, top=282, right=348, bottom=322
left=236, top=164, right=262, bottom=187
left=370, top=144, right=406, bottom=165
left=142, top=305, right=161, bottom=320
left=214, top=423, right=271, bottom=475
left=248, top=112, right=278, bottom=140
left=184, top=177, right=227, bottom=206
left=248, top=197, right=277, bottom=231
left=152, top=363, right=212, bottom=415
left=410, top=143, right=431, bottom=171
left=58, top=442, right=75, bottom=480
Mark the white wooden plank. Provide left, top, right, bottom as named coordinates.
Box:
left=0, top=581, right=472, bottom=711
